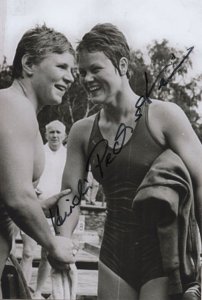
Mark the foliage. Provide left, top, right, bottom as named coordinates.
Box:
left=129, top=40, right=202, bottom=139
left=0, top=57, right=13, bottom=89
left=0, top=40, right=202, bottom=141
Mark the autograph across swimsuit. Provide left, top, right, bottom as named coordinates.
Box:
left=87, top=104, right=167, bottom=291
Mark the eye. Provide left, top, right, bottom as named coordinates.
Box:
left=71, top=68, right=79, bottom=79
left=57, top=64, right=67, bottom=70
left=91, top=67, right=101, bottom=73
left=79, top=69, right=86, bottom=77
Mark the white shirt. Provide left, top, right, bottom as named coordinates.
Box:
left=37, top=143, right=67, bottom=199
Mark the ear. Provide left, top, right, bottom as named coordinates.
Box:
left=119, top=57, right=128, bottom=76
left=45, top=131, right=48, bottom=141
left=21, top=54, right=34, bottom=77
left=62, top=132, right=67, bottom=142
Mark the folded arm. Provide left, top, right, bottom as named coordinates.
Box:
left=153, top=102, right=202, bottom=238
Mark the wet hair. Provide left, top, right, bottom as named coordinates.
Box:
left=76, top=23, right=131, bottom=78
left=13, top=24, right=75, bottom=78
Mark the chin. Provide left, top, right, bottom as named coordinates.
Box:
left=50, top=96, right=63, bottom=105
left=90, top=95, right=105, bottom=104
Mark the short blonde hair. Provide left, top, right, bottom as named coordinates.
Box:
left=13, top=24, right=75, bottom=78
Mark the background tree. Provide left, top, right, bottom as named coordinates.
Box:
left=1, top=39, right=201, bottom=141
left=0, top=56, right=13, bottom=89
left=129, top=40, right=202, bottom=140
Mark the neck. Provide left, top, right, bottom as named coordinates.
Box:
left=48, top=144, right=61, bottom=152
left=14, top=78, right=42, bottom=113
left=102, top=82, right=139, bottom=123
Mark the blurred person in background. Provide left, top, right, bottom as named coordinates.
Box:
left=32, top=120, right=67, bottom=299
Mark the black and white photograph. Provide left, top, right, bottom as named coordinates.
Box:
left=0, top=0, right=201, bottom=299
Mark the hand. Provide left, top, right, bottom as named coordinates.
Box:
left=51, top=263, right=78, bottom=300
left=47, top=236, right=79, bottom=270
left=40, top=189, right=71, bottom=217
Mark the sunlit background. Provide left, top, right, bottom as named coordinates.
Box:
left=0, top=0, right=201, bottom=112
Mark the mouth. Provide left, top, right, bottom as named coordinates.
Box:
left=51, top=140, right=59, bottom=143
left=55, top=84, right=67, bottom=92
left=86, top=85, right=101, bottom=95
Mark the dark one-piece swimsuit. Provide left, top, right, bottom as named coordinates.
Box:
left=86, top=103, right=167, bottom=291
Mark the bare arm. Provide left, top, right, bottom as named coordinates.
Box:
left=0, top=87, right=81, bottom=268
left=55, top=120, right=90, bottom=238
left=0, top=96, right=57, bottom=253
left=154, top=102, right=202, bottom=237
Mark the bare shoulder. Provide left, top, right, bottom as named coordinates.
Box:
left=149, top=99, right=187, bottom=127
left=0, top=87, right=38, bottom=137
left=69, top=114, right=97, bottom=143
left=147, top=99, right=190, bottom=146
left=72, top=114, right=96, bottom=129
left=149, top=100, right=189, bottom=129
left=67, top=114, right=97, bottom=157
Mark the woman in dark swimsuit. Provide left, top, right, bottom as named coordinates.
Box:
left=56, top=23, right=202, bottom=300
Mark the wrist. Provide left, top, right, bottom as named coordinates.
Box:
left=43, top=235, right=57, bottom=255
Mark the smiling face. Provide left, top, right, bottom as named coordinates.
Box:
left=31, top=51, right=75, bottom=106
left=78, top=50, right=123, bottom=104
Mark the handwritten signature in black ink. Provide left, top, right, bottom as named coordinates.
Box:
left=134, top=46, right=194, bottom=121
left=49, top=179, right=91, bottom=228
left=49, top=123, right=133, bottom=224
left=86, top=123, right=133, bottom=178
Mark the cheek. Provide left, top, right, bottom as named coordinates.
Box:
left=36, top=74, right=50, bottom=89
left=50, top=68, right=62, bottom=80
left=41, top=66, right=58, bottom=82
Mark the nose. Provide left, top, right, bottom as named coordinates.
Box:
left=52, top=131, right=58, bottom=137
left=63, top=69, right=74, bottom=84
left=82, top=71, right=94, bottom=83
